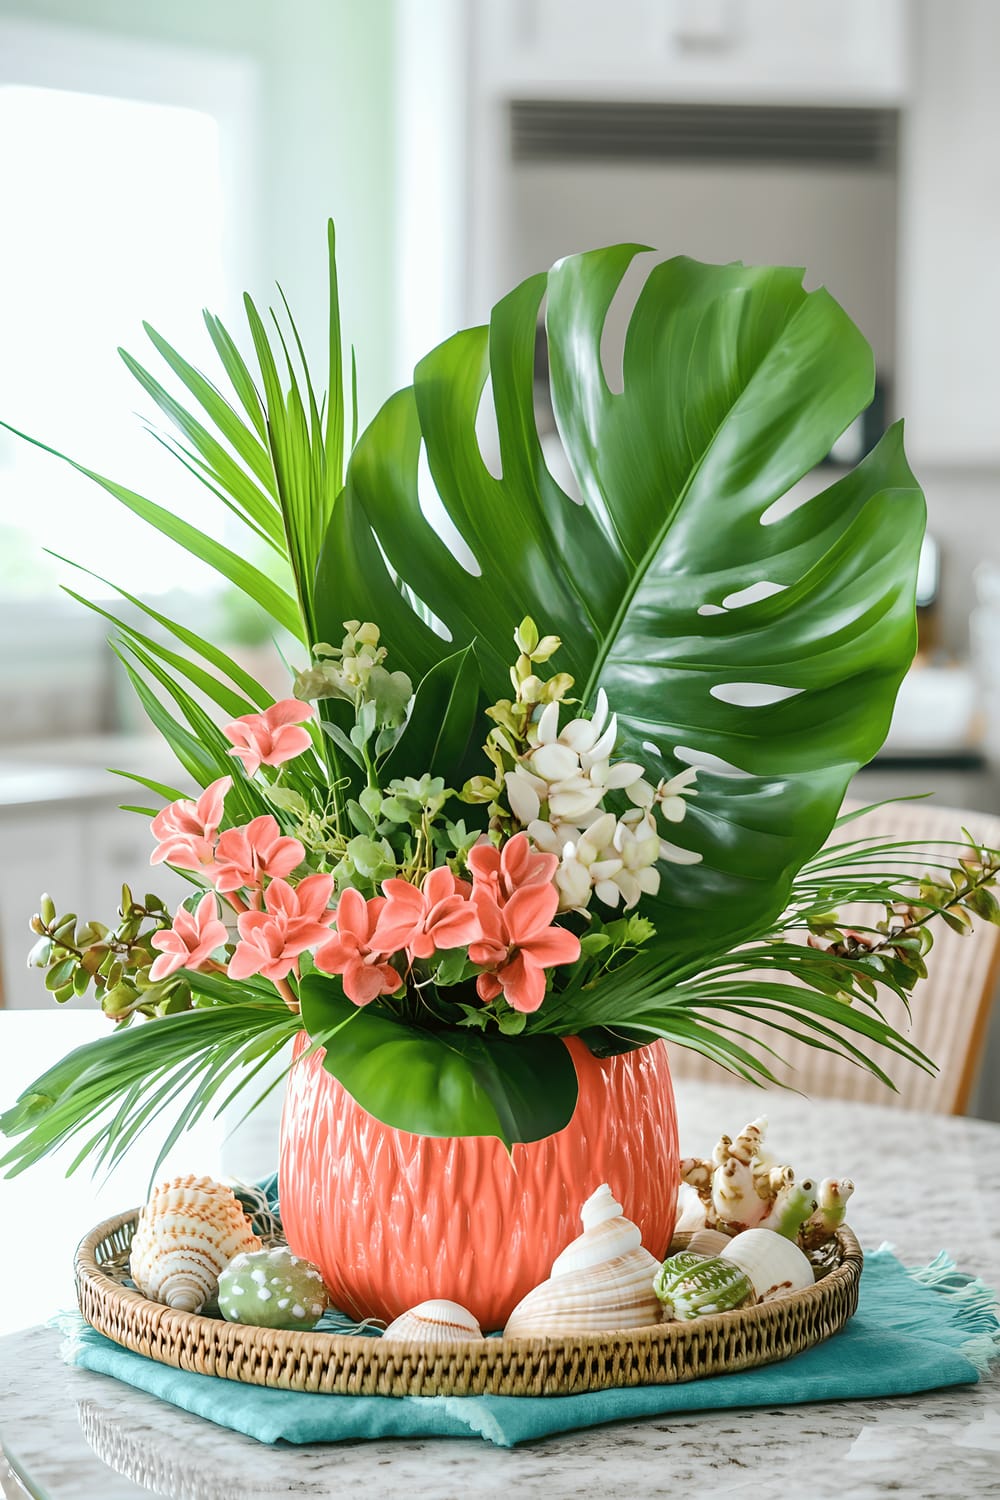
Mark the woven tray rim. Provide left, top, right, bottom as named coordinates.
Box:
left=75, top=1210, right=862, bottom=1397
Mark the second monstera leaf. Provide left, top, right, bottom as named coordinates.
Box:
left=316, top=248, right=925, bottom=966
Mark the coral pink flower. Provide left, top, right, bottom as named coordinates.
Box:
left=314, top=889, right=403, bottom=1006
left=469, top=882, right=580, bottom=1013
left=373, top=867, right=482, bottom=961
left=223, top=699, right=315, bottom=777
left=150, top=776, right=231, bottom=872
left=227, top=875, right=335, bottom=983
left=149, top=892, right=228, bottom=982
left=212, top=815, right=304, bottom=893
left=467, top=832, right=557, bottom=905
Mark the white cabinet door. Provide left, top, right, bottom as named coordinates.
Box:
left=0, top=807, right=85, bottom=1009
left=897, top=0, right=1000, bottom=465
left=0, top=800, right=187, bottom=1009
left=477, top=0, right=908, bottom=103
left=82, top=799, right=188, bottom=924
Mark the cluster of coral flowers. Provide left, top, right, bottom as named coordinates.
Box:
left=146, top=698, right=581, bottom=1013
left=315, top=836, right=578, bottom=1011
left=144, top=630, right=697, bottom=1019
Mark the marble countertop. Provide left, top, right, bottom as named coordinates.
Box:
left=0, top=1073, right=998, bottom=1498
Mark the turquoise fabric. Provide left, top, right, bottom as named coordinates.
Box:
left=60, top=1248, right=999, bottom=1448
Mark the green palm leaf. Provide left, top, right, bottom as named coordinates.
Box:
left=316, top=249, right=925, bottom=960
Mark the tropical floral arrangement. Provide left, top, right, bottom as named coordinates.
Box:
left=3, top=225, right=999, bottom=1177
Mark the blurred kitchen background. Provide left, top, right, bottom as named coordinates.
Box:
left=2, top=0, right=1000, bottom=1112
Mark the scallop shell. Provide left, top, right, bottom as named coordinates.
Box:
left=504, top=1184, right=661, bottom=1339
left=721, top=1227, right=815, bottom=1303
left=129, top=1174, right=262, bottom=1313
left=382, top=1300, right=483, bottom=1342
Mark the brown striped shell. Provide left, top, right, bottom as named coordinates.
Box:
left=129, top=1174, right=262, bottom=1312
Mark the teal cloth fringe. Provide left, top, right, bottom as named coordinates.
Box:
left=57, top=1241, right=1000, bottom=1448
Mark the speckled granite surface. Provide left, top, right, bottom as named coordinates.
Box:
left=1, top=1080, right=997, bottom=1499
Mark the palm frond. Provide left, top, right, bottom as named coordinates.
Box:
left=0, top=1004, right=302, bottom=1182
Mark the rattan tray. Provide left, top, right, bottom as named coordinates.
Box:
left=75, top=1210, right=862, bottom=1398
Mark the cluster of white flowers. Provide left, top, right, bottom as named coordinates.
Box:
left=506, top=692, right=701, bottom=913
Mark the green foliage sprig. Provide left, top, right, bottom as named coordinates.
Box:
left=28, top=886, right=191, bottom=1023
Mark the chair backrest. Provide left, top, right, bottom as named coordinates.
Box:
left=667, top=799, right=1000, bottom=1114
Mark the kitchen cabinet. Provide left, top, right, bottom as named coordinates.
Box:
left=897, top=0, right=1000, bottom=465
left=474, top=0, right=909, bottom=104
left=0, top=736, right=193, bottom=1009
left=0, top=797, right=188, bottom=1009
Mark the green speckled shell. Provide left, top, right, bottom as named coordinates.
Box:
left=653, top=1254, right=753, bottom=1320
left=218, top=1246, right=329, bottom=1330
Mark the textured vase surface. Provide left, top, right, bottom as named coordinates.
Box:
left=278, top=1032, right=679, bottom=1329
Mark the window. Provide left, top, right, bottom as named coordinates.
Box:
left=0, top=83, right=229, bottom=598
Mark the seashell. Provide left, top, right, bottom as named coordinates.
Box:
left=799, top=1177, right=855, bottom=1252
left=674, top=1180, right=709, bottom=1235
left=654, top=1254, right=754, bottom=1320
left=504, top=1184, right=661, bottom=1338
left=758, top=1177, right=817, bottom=1239
left=721, top=1227, right=815, bottom=1303
left=382, top=1300, right=483, bottom=1342
left=218, top=1246, right=329, bottom=1330
left=685, top=1227, right=732, bottom=1258
left=551, top=1183, right=643, bottom=1275
left=129, top=1174, right=262, bottom=1313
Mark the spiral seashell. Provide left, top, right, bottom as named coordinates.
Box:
left=504, top=1184, right=662, bottom=1339
left=721, top=1227, right=815, bottom=1303
left=382, top=1300, right=483, bottom=1342
left=129, top=1174, right=262, bottom=1313
left=550, top=1183, right=642, bottom=1275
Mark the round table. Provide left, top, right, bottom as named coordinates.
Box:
left=0, top=1061, right=998, bottom=1498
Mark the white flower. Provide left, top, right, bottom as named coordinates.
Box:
left=587, top=810, right=662, bottom=910
left=505, top=766, right=546, bottom=825
left=509, top=694, right=647, bottom=831
left=627, top=765, right=699, bottom=823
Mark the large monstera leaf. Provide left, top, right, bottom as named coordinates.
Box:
left=317, top=248, right=925, bottom=964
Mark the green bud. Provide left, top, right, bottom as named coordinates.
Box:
left=514, top=616, right=539, bottom=655
left=39, top=893, right=56, bottom=925
left=532, top=634, right=562, bottom=662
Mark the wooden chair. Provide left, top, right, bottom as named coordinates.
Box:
left=667, top=800, right=1000, bottom=1114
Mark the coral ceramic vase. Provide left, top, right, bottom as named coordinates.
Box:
left=278, top=1033, right=679, bottom=1330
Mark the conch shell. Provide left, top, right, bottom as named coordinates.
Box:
left=382, top=1299, right=483, bottom=1342
left=130, top=1174, right=262, bottom=1312
left=504, top=1184, right=662, bottom=1339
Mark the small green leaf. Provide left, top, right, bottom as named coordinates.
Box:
left=44, top=958, right=77, bottom=992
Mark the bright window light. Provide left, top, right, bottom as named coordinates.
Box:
left=0, top=85, right=229, bottom=598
